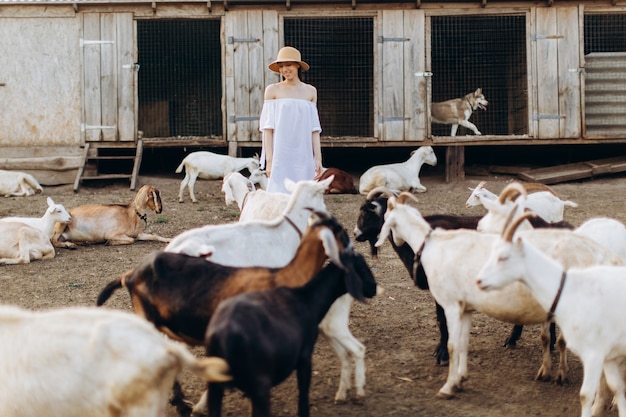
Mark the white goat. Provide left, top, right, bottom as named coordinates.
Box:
left=358, top=146, right=437, bottom=195
left=248, top=167, right=268, bottom=190
left=0, top=305, right=231, bottom=417
left=221, top=172, right=256, bottom=211
left=0, top=197, right=71, bottom=239
left=176, top=151, right=260, bottom=203
left=0, top=221, right=55, bottom=264
left=575, top=217, right=626, bottom=262
left=167, top=175, right=369, bottom=403
left=221, top=172, right=289, bottom=222
left=52, top=185, right=170, bottom=247
left=374, top=193, right=623, bottom=399
left=477, top=212, right=626, bottom=417
left=466, top=180, right=578, bottom=223
left=476, top=182, right=574, bottom=233
left=166, top=176, right=331, bottom=264
left=476, top=184, right=626, bottom=263
left=0, top=169, right=43, bottom=197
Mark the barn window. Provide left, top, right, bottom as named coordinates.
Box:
left=430, top=15, right=527, bottom=137
left=284, top=17, right=374, bottom=138
left=137, top=20, right=222, bottom=139
left=584, top=14, right=626, bottom=136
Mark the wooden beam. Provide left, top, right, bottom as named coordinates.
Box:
left=445, top=146, right=465, bottom=183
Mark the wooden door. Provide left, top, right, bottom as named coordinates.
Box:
left=532, top=6, right=582, bottom=139
left=82, top=12, right=136, bottom=142
left=377, top=9, right=425, bottom=142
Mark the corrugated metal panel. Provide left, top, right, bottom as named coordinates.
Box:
left=584, top=52, right=626, bottom=136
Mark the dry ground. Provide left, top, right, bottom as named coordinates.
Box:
left=1, top=169, right=625, bottom=417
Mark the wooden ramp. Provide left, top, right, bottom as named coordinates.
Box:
left=518, top=155, right=626, bottom=185
left=74, top=140, right=143, bottom=192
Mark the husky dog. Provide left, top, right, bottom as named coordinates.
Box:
left=431, top=88, right=488, bottom=136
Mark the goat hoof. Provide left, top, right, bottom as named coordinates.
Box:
left=435, top=391, right=454, bottom=400
left=351, top=395, right=366, bottom=405
left=535, top=372, right=552, bottom=382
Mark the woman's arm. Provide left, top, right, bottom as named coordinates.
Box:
left=263, top=129, right=274, bottom=178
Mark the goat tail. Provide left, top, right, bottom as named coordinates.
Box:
left=171, top=343, right=232, bottom=382
left=175, top=161, right=185, bottom=174
left=563, top=200, right=578, bottom=208
left=95, top=272, right=128, bottom=306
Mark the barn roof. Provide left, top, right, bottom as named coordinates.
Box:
left=0, top=0, right=597, bottom=5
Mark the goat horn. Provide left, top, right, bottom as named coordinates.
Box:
left=522, top=182, right=557, bottom=196
left=476, top=180, right=486, bottom=189
left=502, top=212, right=537, bottom=242
left=366, top=186, right=398, bottom=200
left=498, top=182, right=527, bottom=204
left=397, top=192, right=419, bottom=205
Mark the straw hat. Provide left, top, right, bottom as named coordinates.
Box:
left=268, top=46, right=310, bottom=73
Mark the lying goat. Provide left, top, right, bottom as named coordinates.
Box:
left=477, top=212, right=626, bottom=417
left=177, top=151, right=260, bottom=203
left=98, top=212, right=362, bottom=412
left=466, top=180, right=577, bottom=223
left=0, top=169, right=43, bottom=197
left=358, top=146, right=437, bottom=195
left=375, top=193, right=623, bottom=399
left=318, top=167, right=357, bottom=194
left=0, top=221, right=55, bottom=264
left=0, top=196, right=71, bottom=239
left=52, top=184, right=170, bottom=247
left=0, top=305, right=230, bottom=417
left=205, top=248, right=377, bottom=417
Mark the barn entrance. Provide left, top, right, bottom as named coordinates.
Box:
left=136, top=20, right=222, bottom=139
left=283, top=17, right=374, bottom=138
left=429, top=15, right=528, bottom=137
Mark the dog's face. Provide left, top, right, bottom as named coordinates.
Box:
left=471, top=88, right=488, bottom=111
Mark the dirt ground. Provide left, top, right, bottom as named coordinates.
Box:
left=1, top=168, right=626, bottom=417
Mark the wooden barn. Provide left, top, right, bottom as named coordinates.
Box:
left=1, top=0, right=626, bottom=188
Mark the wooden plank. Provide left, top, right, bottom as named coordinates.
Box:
left=117, top=12, right=136, bottom=142
left=83, top=13, right=103, bottom=142
left=518, top=156, right=626, bottom=184
left=0, top=156, right=82, bottom=171
left=557, top=6, right=581, bottom=139
left=233, top=11, right=250, bottom=143
left=535, top=8, right=560, bottom=139
left=224, top=11, right=237, bottom=144
left=380, top=10, right=404, bottom=142
left=246, top=10, right=263, bottom=143
left=261, top=10, right=279, bottom=145
left=100, top=13, right=117, bottom=142
left=404, top=9, right=425, bottom=142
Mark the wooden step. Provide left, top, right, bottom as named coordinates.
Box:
left=74, top=140, right=143, bottom=192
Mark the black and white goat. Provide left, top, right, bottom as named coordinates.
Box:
left=204, top=248, right=378, bottom=417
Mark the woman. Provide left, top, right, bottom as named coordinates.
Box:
left=259, top=46, right=323, bottom=194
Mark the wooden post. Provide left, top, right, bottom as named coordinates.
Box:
left=445, top=146, right=465, bottom=183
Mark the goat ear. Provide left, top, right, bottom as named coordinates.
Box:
left=47, top=196, right=54, bottom=206
left=343, top=254, right=366, bottom=302
left=319, top=228, right=343, bottom=267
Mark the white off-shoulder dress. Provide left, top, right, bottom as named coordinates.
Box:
left=259, top=98, right=322, bottom=194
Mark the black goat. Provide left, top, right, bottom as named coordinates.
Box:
left=204, top=249, right=377, bottom=417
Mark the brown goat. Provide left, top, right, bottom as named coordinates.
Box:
left=317, top=167, right=357, bottom=194
left=96, top=212, right=351, bottom=346
left=52, top=184, right=170, bottom=247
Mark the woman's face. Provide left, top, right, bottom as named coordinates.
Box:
left=278, top=62, right=300, bottom=79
